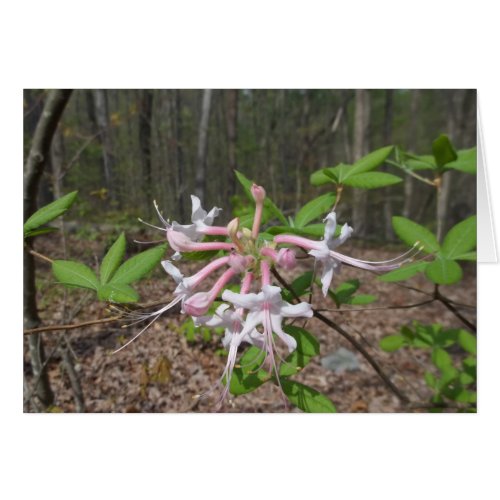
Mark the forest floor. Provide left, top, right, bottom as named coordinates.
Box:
left=23, top=228, right=477, bottom=413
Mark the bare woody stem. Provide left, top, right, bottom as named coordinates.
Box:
left=434, top=286, right=477, bottom=333
left=271, top=267, right=410, bottom=404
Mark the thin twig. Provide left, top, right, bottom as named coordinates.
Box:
left=315, top=299, right=435, bottom=313
left=435, top=288, right=477, bottom=333
left=29, top=249, right=53, bottom=264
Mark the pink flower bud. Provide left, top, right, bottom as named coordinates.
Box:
left=251, top=184, right=266, bottom=203
left=183, top=292, right=212, bottom=317
left=277, top=248, right=296, bottom=270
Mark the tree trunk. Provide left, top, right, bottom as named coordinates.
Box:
left=138, top=89, right=154, bottom=214
left=295, top=90, right=311, bottom=211
left=24, top=89, right=73, bottom=409
left=172, top=89, right=186, bottom=220
left=92, top=89, right=116, bottom=203
left=382, top=89, right=394, bottom=240
left=195, top=89, right=213, bottom=204
left=437, top=89, right=466, bottom=242
left=225, top=89, right=238, bottom=199
left=403, top=90, right=420, bottom=219
left=351, top=89, right=371, bottom=237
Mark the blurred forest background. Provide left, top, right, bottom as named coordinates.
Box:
left=23, top=89, right=476, bottom=238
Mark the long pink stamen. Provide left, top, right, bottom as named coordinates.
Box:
left=330, top=251, right=403, bottom=272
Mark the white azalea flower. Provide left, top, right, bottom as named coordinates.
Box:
left=309, top=212, right=353, bottom=297
left=171, top=195, right=222, bottom=241
left=222, top=284, right=313, bottom=361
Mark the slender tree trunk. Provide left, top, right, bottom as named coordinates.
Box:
left=403, top=89, right=420, bottom=219
left=195, top=89, right=213, bottom=204
left=24, top=89, right=73, bottom=409
left=382, top=89, right=394, bottom=240
left=295, top=90, right=311, bottom=211
left=352, top=89, right=371, bottom=237
left=138, top=89, right=154, bottom=215
left=437, top=89, right=466, bottom=242
left=172, top=89, right=186, bottom=220
left=92, top=89, right=116, bottom=203
left=225, top=89, right=238, bottom=199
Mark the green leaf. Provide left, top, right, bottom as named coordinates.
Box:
left=281, top=271, right=314, bottom=301
left=424, top=371, right=437, bottom=389
left=453, top=251, right=476, bottom=261
left=378, top=261, right=429, bottom=282
left=342, top=172, right=402, bottom=189
left=235, top=170, right=287, bottom=225
left=280, top=379, right=336, bottom=413
left=295, top=192, right=336, bottom=227
left=310, top=168, right=335, bottom=186
left=347, top=146, right=394, bottom=176
left=283, top=325, right=320, bottom=358
left=432, top=348, right=453, bottom=372
left=97, top=283, right=139, bottom=303
left=24, top=191, right=78, bottom=235
left=23, top=226, right=59, bottom=238
left=347, top=294, right=377, bottom=305
left=52, top=260, right=99, bottom=291
left=100, top=233, right=126, bottom=284
left=425, top=257, right=463, bottom=285
left=458, top=330, right=477, bottom=355
left=404, top=154, right=436, bottom=171
left=333, top=279, right=360, bottom=305
left=441, top=216, right=476, bottom=260
left=110, top=244, right=167, bottom=284
left=379, top=335, right=406, bottom=352
left=279, top=326, right=320, bottom=377
left=445, top=147, right=476, bottom=174
left=432, top=135, right=457, bottom=168
left=392, top=216, right=440, bottom=253
left=229, top=367, right=268, bottom=395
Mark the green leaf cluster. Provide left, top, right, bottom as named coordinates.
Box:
left=380, top=215, right=476, bottom=285
left=379, top=322, right=476, bottom=410
left=52, top=233, right=167, bottom=303
left=400, top=135, right=476, bottom=175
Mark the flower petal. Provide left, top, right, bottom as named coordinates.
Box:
left=190, top=195, right=207, bottom=223
left=280, top=301, right=313, bottom=318
left=204, top=206, right=222, bottom=226
left=323, top=212, right=337, bottom=244
left=161, top=260, right=183, bottom=284
left=270, top=313, right=298, bottom=352
left=319, top=258, right=336, bottom=296
left=222, top=289, right=263, bottom=310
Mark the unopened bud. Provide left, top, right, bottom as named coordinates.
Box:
left=251, top=184, right=266, bottom=203
left=277, top=248, right=297, bottom=271
left=184, top=292, right=212, bottom=317
left=227, top=217, right=245, bottom=252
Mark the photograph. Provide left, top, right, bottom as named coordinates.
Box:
left=23, top=89, right=477, bottom=413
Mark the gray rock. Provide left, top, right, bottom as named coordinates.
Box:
left=321, top=348, right=360, bottom=374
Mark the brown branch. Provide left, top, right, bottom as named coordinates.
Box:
left=28, top=249, right=53, bottom=264
left=271, top=267, right=410, bottom=403
left=435, top=287, right=477, bottom=333
left=315, top=299, right=435, bottom=313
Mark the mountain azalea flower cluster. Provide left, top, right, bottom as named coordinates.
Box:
left=133, top=184, right=415, bottom=406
